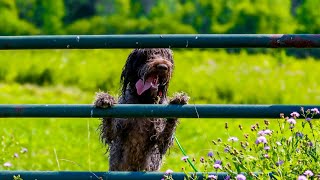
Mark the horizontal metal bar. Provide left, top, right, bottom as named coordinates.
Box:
left=1, top=34, right=320, bottom=49
left=0, top=171, right=230, bottom=180
left=0, top=104, right=318, bottom=118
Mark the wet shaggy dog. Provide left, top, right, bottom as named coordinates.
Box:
left=94, top=48, right=189, bottom=171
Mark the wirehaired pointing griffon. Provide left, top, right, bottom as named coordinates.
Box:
left=94, top=48, right=189, bottom=171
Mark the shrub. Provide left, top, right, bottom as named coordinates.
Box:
left=15, top=67, right=53, bottom=86
left=0, top=0, right=39, bottom=35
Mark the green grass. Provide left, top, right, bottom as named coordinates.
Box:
left=1, top=49, right=320, bottom=104
left=1, top=49, right=320, bottom=171
left=0, top=83, right=246, bottom=171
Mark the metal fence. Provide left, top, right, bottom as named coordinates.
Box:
left=1, top=34, right=320, bottom=49
left=0, top=104, right=320, bottom=119
left=0, top=34, right=319, bottom=180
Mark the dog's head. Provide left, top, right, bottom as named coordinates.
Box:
left=121, top=48, right=174, bottom=102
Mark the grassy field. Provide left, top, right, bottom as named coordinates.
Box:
left=1, top=49, right=320, bottom=172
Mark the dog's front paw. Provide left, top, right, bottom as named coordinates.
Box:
left=169, top=92, right=189, bottom=105
left=94, top=92, right=116, bottom=108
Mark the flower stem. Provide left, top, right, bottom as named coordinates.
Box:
left=174, top=136, right=198, bottom=172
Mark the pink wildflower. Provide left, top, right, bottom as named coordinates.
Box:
left=311, top=108, right=319, bottom=114
left=287, top=118, right=296, bottom=125
left=228, top=137, right=238, bottom=142
left=208, top=175, right=218, bottom=179
left=264, top=146, right=270, bottom=150
left=3, top=162, right=12, bottom=167
left=297, top=175, right=307, bottom=180
left=258, top=130, right=265, bottom=136
left=263, top=129, right=272, bottom=135
left=255, top=136, right=267, bottom=144
left=290, top=112, right=300, bottom=118
left=258, top=129, right=272, bottom=136
left=165, top=169, right=173, bottom=175
left=181, top=156, right=189, bottom=162
left=304, top=170, right=314, bottom=177
left=213, top=164, right=222, bottom=169
left=236, top=174, right=246, bottom=180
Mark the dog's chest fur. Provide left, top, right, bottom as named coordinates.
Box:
left=109, top=117, right=170, bottom=171
left=107, top=94, right=171, bottom=171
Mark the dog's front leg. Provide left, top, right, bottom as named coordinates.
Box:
left=159, top=92, right=189, bottom=154
left=94, top=92, right=117, bottom=145
left=94, top=92, right=116, bottom=108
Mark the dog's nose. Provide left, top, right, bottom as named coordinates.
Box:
left=157, top=64, right=168, bottom=71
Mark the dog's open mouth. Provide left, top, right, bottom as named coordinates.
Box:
left=135, top=75, right=159, bottom=95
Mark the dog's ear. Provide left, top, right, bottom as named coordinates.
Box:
left=120, top=49, right=146, bottom=94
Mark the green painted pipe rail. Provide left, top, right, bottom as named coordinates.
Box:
left=1, top=34, right=320, bottom=49
left=0, top=104, right=318, bottom=118
left=0, top=171, right=230, bottom=180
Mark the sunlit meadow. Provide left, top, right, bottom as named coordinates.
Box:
left=1, top=49, right=320, bottom=179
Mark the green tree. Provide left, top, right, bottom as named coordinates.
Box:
left=0, top=0, right=39, bottom=35
left=213, top=0, right=296, bottom=34
left=95, top=0, right=134, bottom=17
left=179, top=0, right=216, bottom=33
left=129, top=0, right=157, bottom=18
left=16, top=0, right=37, bottom=23
left=64, top=0, right=97, bottom=24
left=143, top=0, right=195, bottom=34
left=33, top=0, right=65, bottom=34
left=296, top=0, right=320, bottom=33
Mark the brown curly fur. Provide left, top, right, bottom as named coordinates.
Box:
left=94, top=49, right=189, bottom=171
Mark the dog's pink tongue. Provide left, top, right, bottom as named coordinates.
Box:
left=135, top=78, right=153, bottom=95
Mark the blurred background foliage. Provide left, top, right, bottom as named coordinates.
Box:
left=1, top=0, right=320, bottom=57
left=0, top=0, right=317, bottom=35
